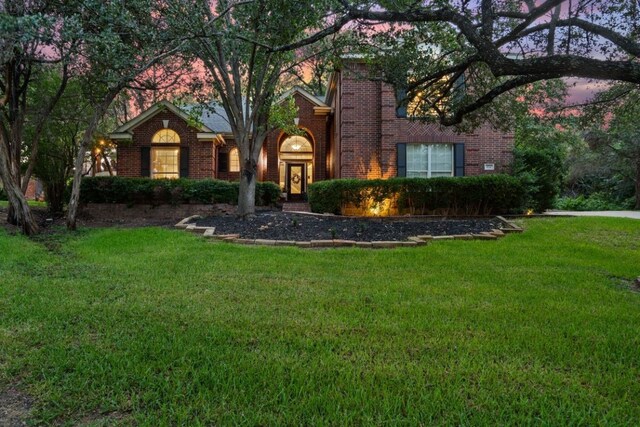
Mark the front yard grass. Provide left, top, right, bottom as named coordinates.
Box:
left=0, top=217, right=639, bottom=425
left=0, top=200, right=47, bottom=208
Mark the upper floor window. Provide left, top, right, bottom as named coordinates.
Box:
left=229, top=147, right=240, bottom=172
left=406, top=144, right=453, bottom=178
left=152, top=129, right=180, bottom=144
left=397, top=74, right=465, bottom=119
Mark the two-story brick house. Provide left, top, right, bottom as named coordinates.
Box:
left=110, top=59, right=514, bottom=199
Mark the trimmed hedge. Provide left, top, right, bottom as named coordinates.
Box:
left=79, top=177, right=281, bottom=206
left=308, top=175, right=525, bottom=215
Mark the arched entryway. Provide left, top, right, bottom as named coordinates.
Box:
left=279, top=134, right=313, bottom=200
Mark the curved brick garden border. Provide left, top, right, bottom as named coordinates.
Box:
left=175, top=214, right=523, bottom=248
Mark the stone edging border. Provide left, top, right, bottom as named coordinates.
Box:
left=174, top=215, right=523, bottom=249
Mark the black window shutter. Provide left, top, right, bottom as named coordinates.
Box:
left=141, top=147, right=151, bottom=177
left=397, top=143, right=407, bottom=177
left=218, top=152, right=229, bottom=173
left=454, top=143, right=465, bottom=176
left=180, top=147, right=189, bottom=178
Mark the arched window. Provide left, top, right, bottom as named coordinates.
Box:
left=152, top=129, right=180, bottom=144
left=151, top=129, right=180, bottom=179
left=280, top=135, right=312, bottom=154
left=229, top=147, right=240, bottom=172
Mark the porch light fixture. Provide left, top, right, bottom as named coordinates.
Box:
left=291, top=143, right=302, bottom=151
left=294, top=117, right=300, bottom=126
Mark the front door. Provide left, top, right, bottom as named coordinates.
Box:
left=287, top=163, right=305, bottom=200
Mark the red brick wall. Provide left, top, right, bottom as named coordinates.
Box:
left=115, top=74, right=513, bottom=185
left=116, top=110, right=215, bottom=179
left=264, top=92, right=330, bottom=187
left=217, top=141, right=272, bottom=182
left=24, top=179, right=38, bottom=200
left=338, top=61, right=514, bottom=178
left=216, top=142, right=240, bottom=182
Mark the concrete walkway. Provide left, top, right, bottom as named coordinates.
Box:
left=545, top=210, right=640, bottom=219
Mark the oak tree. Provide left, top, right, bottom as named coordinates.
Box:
left=170, top=0, right=344, bottom=217
left=0, top=1, right=72, bottom=234
left=288, top=1, right=640, bottom=127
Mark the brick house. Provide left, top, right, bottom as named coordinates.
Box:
left=110, top=60, right=514, bottom=199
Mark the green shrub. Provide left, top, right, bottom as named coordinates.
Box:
left=79, top=177, right=280, bottom=207
left=308, top=175, right=525, bottom=215
left=513, top=146, right=564, bottom=212
left=555, top=193, right=634, bottom=211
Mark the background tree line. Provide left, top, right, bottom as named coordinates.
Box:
left=2, top=0, right=638, bottom=235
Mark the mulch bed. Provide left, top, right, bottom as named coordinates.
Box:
left=193, top=212, right=503, bottom=242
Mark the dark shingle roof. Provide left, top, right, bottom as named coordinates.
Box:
left=198, top=103, right=232, bottom=134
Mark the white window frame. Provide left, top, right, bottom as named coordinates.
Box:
left=406, top=144, right=454, bottom=178
left=151, top=147, right=180, bottom=179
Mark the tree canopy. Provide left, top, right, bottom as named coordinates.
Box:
left=285, top=0, right=640, bottom=126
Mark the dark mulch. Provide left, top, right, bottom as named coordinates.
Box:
left=194, top=212, right=503, bottom=241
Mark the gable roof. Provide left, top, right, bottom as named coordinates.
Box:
left=188, top=103, right=234, bottom=135
left=110, top=86, right=333, bottom=141
left=277, top=86, right=328, bottom=108
left=111, top=101, right=215, bottom=138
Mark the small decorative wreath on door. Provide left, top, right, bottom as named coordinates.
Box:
left=291, top=173, right=302, bottom=185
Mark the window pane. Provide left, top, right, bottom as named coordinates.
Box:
left=407, top=144, right=428, bottom=177
left=430, top=144, right=453, bottom=175
left=152, top=148, right=179, bottom=179
left=152, top=129, right=180, bottom=144
left=281, top=136, right=312, bottom=153
left=230, top=148, right=240, bottom=172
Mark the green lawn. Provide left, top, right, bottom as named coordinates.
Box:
left=1, top=218, right=639, bottom=425
left=0, top=200, right=47, bottom=208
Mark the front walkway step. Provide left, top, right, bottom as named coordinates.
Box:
left=282, top=202, right=311, bottom=213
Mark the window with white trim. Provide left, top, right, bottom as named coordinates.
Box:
left=229, top=147, right=240, bottom=172
left=151, top=129, right=180, bottom=179
left=151, top=148, right=180, bottom=179
left=406, top=144, right=453, bottom=178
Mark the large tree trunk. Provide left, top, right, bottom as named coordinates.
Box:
left=236, top=133, right=265, bottom=218
left=237, top=152, right=258, bottom=217
left=0, top=140, right=38, bottom=235
left=0, top=135, right=37, bottom=234
left=2, top=180, right=38, bottom=235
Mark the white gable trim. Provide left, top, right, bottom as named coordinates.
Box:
left=277, top=86, right=329, bottom=108
left=109, top=132, right=133, bottom=140
left=111, top=100, right=214, bottom=134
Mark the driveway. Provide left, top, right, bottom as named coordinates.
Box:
left=545, top=210, right=640, bottom=220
